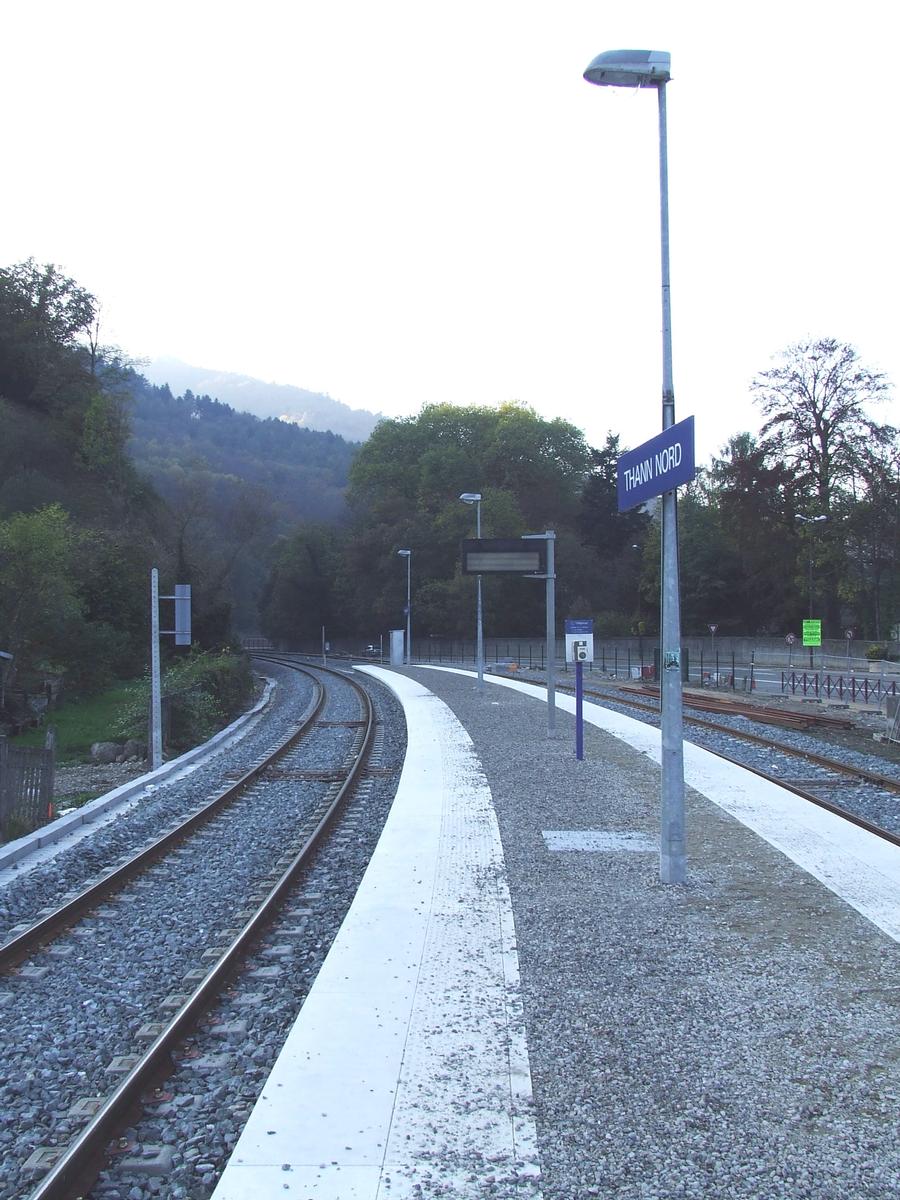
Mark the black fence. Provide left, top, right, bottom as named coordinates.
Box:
left=0, top=732, right=55, bottom=843
left=781, top=672, right=899, bottom=703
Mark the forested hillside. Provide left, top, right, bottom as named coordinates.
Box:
left=126, top=377, right=359, bottom=626
left=0, top=259, right=360, bottom=711
left=2, top=258, right=897, bottom=704
left=129, top=379, right=355, bottom=526
left=0, top=261, right=170, bottom=697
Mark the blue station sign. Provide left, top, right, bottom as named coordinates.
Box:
left=564, top=619, right=593, bottom=635
left=617, top=416, right=696, bottom=512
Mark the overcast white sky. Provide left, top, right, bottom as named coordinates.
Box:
left=3, top=0, right=898, bottom=464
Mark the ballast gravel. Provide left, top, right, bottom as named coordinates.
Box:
left=0, top=663, right=407, bottom=1200
left=0, top=663, right=317, bottom=934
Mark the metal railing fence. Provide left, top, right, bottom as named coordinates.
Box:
left=0, top=731, right=55, bottom=843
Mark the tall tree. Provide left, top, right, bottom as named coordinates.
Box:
left=342, top=403, right=593, bottom=638
left=705, top=433, right=800, bottom=633
left=260, top=524, right=343, bottom=644
left=840, top=447, right=900, bottom=639
left=0, top=505, right=83, bottom=686
left=751, top=339, right=897, bottom=634
left=751, top=338, right=894, bottom=512
left=0, top=260, right=96, bottom=410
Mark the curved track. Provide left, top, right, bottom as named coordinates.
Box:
left=1, top=659, right=378, bottom=1200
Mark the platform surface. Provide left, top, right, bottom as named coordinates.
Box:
left=212, top=668, right=541, bottom=1199
left=214, top=665, right=900, bottom=1200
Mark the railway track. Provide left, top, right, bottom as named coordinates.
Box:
left=559, top=677, right=900, bottom=845
left=0, top=658, right=393, bottom=1200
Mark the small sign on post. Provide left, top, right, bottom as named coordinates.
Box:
left=787, top=633, right=801, bottom=672
left=565, top=619, right=593, bottom=760
left=802, top=618, right=821, bottom=671
left=174, top=584, right=192, bottom=646
left=150, top=570, right=192, bottom=771
left=802, top=619, right=822, bottom=646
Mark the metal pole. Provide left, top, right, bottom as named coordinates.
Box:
left=150, top=568, right=162, bottom=771
left=546, top=531, right=556, bottom=734
left=575, top=660, right=584, bottom=760
left=476, top=501, right=484, bottom=690
left=406, top=555, right=412, bottom=665
left=657, top=80, right=686, bottom=884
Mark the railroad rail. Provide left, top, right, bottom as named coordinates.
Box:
left=620, top=682, right=856, bottom=730
left=3, top=658, right=377, bottom=1200
left=551, top=678, right=900, bottom=847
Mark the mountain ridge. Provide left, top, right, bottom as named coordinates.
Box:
left=144, top=357, right=382, bottom=442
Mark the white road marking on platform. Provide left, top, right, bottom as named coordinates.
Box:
left=543, top=830, right=657, bottom=853
left=419, top=666, right=900, bottom=944
left=212, top=667, right=541, bottom=1200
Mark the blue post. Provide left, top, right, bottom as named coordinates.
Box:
left=576, top=660, right=584, bottom=760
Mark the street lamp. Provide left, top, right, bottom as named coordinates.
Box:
left=796, top=514, right=826, bottom=668
left=459, top=493, right=484, bottom=690
left=795, top=515, right=826, bottom=668
left=584, top=48, right=685, bottom=885
left=397, top=549, right=411, bottom=665
left=631, top=544, right=644, bottom=671
left=795, top=514, right=827, bottom=617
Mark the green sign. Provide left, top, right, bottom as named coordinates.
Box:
left=802, top=619, right=822, bottom=647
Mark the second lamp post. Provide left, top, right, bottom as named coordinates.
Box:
left=459, top=493, right=485, bottom=690
left=397, top=548, right=411, bottom=665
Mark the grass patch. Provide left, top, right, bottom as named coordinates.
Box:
left=11, top=681, right=142, bottom=763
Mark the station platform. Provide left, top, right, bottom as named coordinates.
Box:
left=213, top=666, right=900, bottom=1200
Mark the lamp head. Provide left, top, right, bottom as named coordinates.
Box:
left=583, top=49, right=671, bottom=88
left=397, top=548, right=411, bottom=557
left=459, top=492, right=482, bottom=504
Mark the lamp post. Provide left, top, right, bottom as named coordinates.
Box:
left=795, top=514, right=826, bottom=668
left=584, top=48, right=685, bottom=884
left=460, top=493, right=484, bottom=690
left=397, top=549, right=411, bottom=665
left=631, top=543, right=644, bottom=672
left=795, top=514, right=827, bottom=617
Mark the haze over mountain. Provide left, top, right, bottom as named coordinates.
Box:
left=145, top=357, right=382, bottom=442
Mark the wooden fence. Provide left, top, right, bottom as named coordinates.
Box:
left=0, top=732, right=55, bottom=842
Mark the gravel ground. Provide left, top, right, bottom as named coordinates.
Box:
left=0, top=663, right=407, bottom=1200
left=410, top=666, right=900, bottom=1200
left=89, top=672, right=405, bottom=1200
left=511, top=670, right=900, bottom=835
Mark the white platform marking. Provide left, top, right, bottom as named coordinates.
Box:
left=420, top=667, right=900, bottom=944
left=212, top=667, right=541, bottom=1200
left=543, top=830, right=657, bottom=853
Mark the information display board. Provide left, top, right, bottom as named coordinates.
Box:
left=461, top=539, right=546, bottom=575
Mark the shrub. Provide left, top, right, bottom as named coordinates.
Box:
left=113, top=649, right=254, bottom=751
